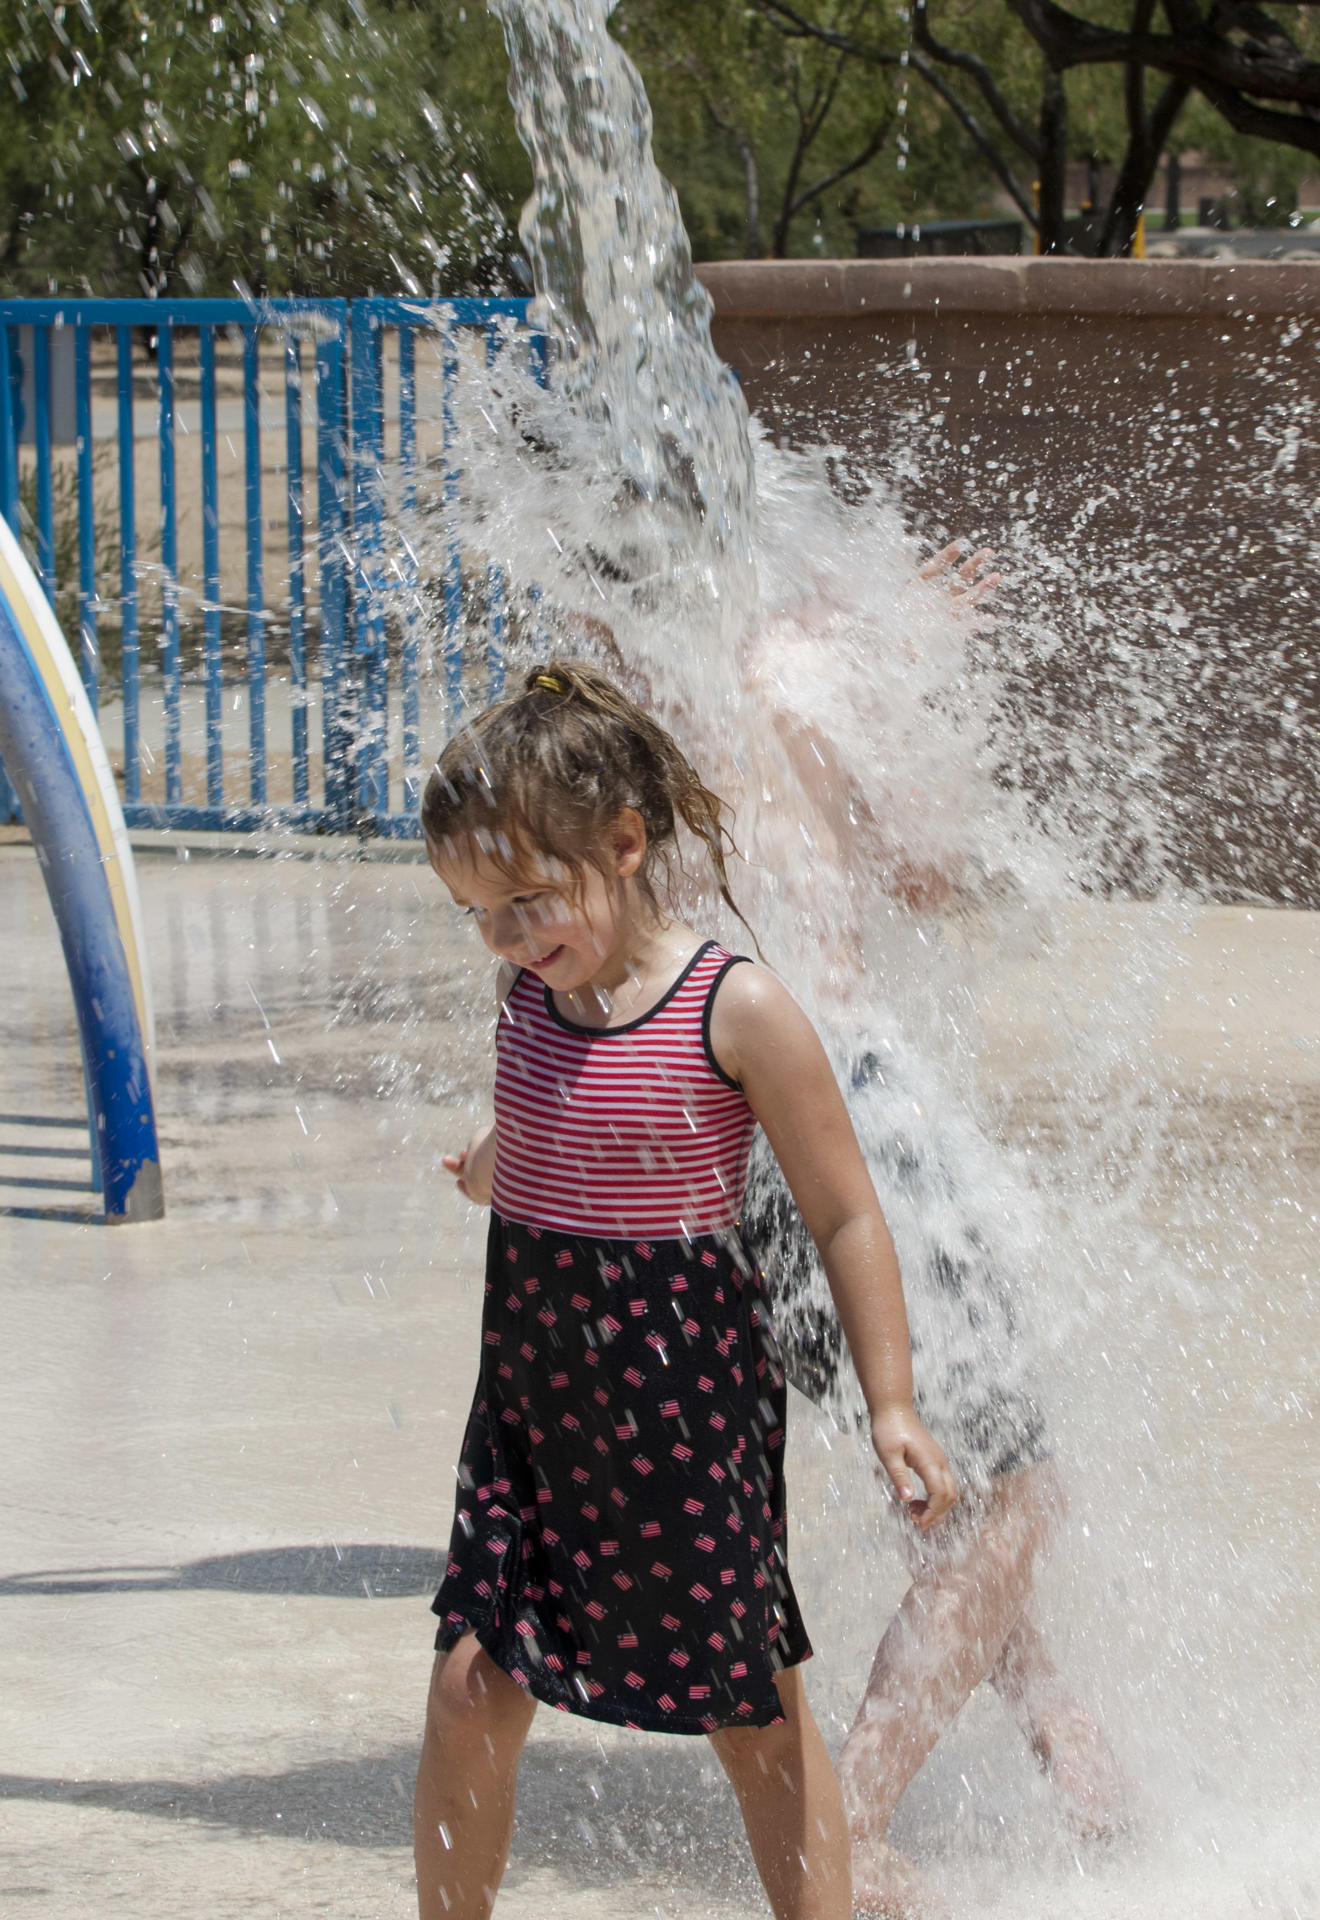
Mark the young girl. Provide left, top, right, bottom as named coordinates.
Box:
left=413, top=659, right=957, bottom=1920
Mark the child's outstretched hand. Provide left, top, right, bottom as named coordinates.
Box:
left=870, top=1404, right=958, bottom=1531
left=920, top=538, right=1000, bottom=612
left=442, top=1122, right=496, bottom=1206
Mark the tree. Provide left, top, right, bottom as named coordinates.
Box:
left=616, top=0, right=960, bottom=259
left=751, top=1, right=1320, bottom=255
left=0, top=0, right=529, bottom=297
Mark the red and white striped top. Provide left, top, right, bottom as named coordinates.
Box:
left=490, top=942, right=755, bottom=1240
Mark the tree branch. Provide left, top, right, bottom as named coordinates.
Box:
left=1038, top=62, right=1069, bottom=252
left=1194, top=75, right=1320, bottom=154
left=755, top=0, right=897, bottom=62
left=1096, top=0, right=1157, bottom=254
left=702, top=92, right=763, bottom=257
left=913, top=0, right=1041, bottom=161
left=909, top=48, right=1040, bottom=222
left=783, top=113, right=895, bottom=225
left=754, top=0, right=1039, bottom=224
left=1101, top=74, right=1192, bottom=251
left=1005, top=0, right=1320, bottom=102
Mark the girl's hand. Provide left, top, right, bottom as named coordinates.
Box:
left=920, top=539, right=1000, bottom=612
left=870, top=1404, right=958, bottom=1531
left=442, top=1122, right=496, bottom=1206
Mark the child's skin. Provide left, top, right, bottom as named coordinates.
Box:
left=417, top=809, right=957, bottom=1920
left=739, top=547, right=1129, bottom=1912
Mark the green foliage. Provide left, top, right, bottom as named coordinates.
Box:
left=5, top=0, right=1318, bottom=290
left=615, top=0, right=1015, bottom=258
left=17, top=451, right=127, bottom=678
left=0, top=0, right=530, bottom=296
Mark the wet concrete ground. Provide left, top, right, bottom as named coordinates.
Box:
left=2, top=841, right=1317, bottom=1918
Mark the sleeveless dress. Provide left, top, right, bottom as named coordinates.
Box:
left=431, top=941, right=812, bottom=1735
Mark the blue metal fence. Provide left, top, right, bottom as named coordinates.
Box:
left=0, top=296, right=540, bottom=837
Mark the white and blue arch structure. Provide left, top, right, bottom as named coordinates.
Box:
left=0, top=514, right=163, bottom=1223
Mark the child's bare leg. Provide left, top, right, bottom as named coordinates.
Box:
left=840, top=1462, right=1061, bottom=1910
left=708, top=1663, right=852, bottom=1920
left=413, top=1634, right=537, bottom=1920
left=990, top=1610, right=1129, bottom=1837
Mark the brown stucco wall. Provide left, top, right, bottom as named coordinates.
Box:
left=696, top=259, right=1320, bottom=903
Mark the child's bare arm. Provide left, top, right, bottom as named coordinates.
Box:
left=710, top=966, right=957, bottom=1528
left=440, top=961, right=517, bottom=1205
left=767, top=703, right=956, bottom=914
left=442, top=1122, right=496, bottom=1204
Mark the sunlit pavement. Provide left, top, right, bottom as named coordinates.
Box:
left=2, top=840, right=1317, bottom=1919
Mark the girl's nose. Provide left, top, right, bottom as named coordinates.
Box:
left=488, top=904, right=532, bottom=959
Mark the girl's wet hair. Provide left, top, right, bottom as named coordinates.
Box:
left=421, top=660, right=751, bottom=931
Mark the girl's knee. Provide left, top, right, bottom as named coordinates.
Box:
left=708, top=1667, right=815, bottom=1780
left=993, top=1459, right=1066, bottom=1551
left=424, top=1637, right=535, bottom=1747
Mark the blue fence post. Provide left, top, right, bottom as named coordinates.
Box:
left=0, top=323, right=19, bottom=823
left=527, top=326, right=549, bottom=658
left=398, top=322, right=421, bottom=812
left=33, top=325, right=56, bottom=607
left=0, top=324, right=19, bottom=533
left=284, top=334, right=308, bottom=807
left=243, top=325, right=267, bottom=808
left=116, top=325, right=141, bottom=805
left=350, top=301, right=388, bottom=819
left=316, top=318, right=352, bottom=828
left=199, top=324, right=224, bottom=807
left=440, top=315, right=464, bottom=725
left=157, top=318, right=182, bottom=805
left=485, top=320, right=507, bottom=703
left=74, top=325, right=98, bottom=711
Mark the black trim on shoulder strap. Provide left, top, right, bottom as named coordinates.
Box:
left=543, top=939, right=716, bottom=1037
left=702, top=953, right=753, bottom=1091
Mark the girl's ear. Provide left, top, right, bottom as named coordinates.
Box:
left=610, top=807, right=648, bottom=879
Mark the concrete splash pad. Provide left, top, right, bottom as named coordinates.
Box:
left=1, top=841, right=1316, bottom=1918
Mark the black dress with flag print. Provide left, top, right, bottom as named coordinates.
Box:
left=431, top=941, right=812, bottom=1735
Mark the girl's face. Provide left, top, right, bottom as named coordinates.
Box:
left=428, top=814, right=647, bottom=992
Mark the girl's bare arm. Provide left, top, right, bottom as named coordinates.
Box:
left=442, top=1122, right=496, bottom=1204
left=441, top=963, right=516, bottom=1206
left=710, top=964, right=957, bottom=1528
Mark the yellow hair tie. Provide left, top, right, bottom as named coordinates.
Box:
left=533, top=671, right=567, bottom=694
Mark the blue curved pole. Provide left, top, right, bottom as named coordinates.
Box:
left=0, top=517, right=163, bottom=1223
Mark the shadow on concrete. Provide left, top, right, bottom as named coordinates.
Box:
left=0, top=1544, right=445, bottom=1600
left=0, top=1174, right=94, bottom=1192
left=0, top=1738, right=754, bottom=1896
left=0, top=1144, right=89, bottom=1160
left=0, top=1205, right=101, bottom=1223
left=0, top=1113, right=97, bottom=1222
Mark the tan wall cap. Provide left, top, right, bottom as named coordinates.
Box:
left=695, top=256, right=1320, bottom=320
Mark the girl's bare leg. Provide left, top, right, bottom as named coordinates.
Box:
left=989, top=1610, right=1130, bottom=1839
left=413, top=1634, right=537, bottom=1920
left=708, top=1663, right=852, bottom=1920
left=839, top=1463, right=1063, bottom=1914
